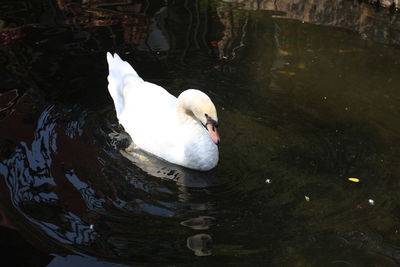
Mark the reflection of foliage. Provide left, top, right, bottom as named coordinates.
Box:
left=216, top=0, right=400, bottom=45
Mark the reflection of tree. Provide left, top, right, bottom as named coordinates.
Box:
left=215, top=6, right=249, bottom=61
left=218, top=0, right=400, bottom=45
left=0, top=0, right=170, bottom=53
left=54, top=0, right=169, bottom=49
left=0, top=26, right=27, bottom=46
left=0, top=1, right=37, bottom=45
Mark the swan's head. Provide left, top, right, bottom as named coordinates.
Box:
left=177, top=89, right=220, bottom=145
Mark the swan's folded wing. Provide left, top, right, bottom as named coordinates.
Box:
left=107, top=52, right=144, bottom=119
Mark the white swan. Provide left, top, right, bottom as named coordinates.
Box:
left=106, top=52, right=220, bottom=171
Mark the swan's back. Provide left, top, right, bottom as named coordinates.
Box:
left=107, top=52, right=142, bottom=119
left=106, top=53, right=179, bottom=155
left=107, top=52, right=176, bottom=119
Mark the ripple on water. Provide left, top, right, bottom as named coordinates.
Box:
left=0, top=95, right=225, bottom=263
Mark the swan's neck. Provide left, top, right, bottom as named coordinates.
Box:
left=176, top=96, right=197, bottom=125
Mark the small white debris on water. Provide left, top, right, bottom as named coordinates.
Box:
left=368, top=199, right=375, bottom=205
left=90, top=224, right=94, bottom=230
left=265, top=179, right=271, bottom=184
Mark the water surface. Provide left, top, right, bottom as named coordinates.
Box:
left=1, top=0, right=400, bottom=266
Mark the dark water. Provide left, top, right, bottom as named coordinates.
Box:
left=1, top=0, right=400, bottom=266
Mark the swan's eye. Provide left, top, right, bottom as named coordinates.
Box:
left=204, top=114, right=218, bottom=130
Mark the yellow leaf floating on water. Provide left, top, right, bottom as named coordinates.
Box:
left=338, top=49, right=353, bottom=53
left=338, top=49, right=362, bottom=53
left=348, top=178, right=360, bottom=183
left=278, top=49, right=293, bottom=56
left=297, top=63, right=306, bottom=70
left=275, top=70, right=296, bottom=76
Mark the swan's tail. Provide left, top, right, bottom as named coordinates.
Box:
left=106, top=52, right=143, bottom=119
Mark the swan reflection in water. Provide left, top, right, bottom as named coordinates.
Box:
left=106, top=118, right=218, bottom=257
left=0, top=97, right=218, bottom=260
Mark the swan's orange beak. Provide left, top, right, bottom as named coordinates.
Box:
left=206, top=123, right=220, bottom=145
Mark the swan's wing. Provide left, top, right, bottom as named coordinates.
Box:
left=120, top=80, right=177, bottom=134
left=119, top=82, right=182, bottom=162
left=107, top=52, right=183, bottom=161
left=107, top=52, right=144, bottom=119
